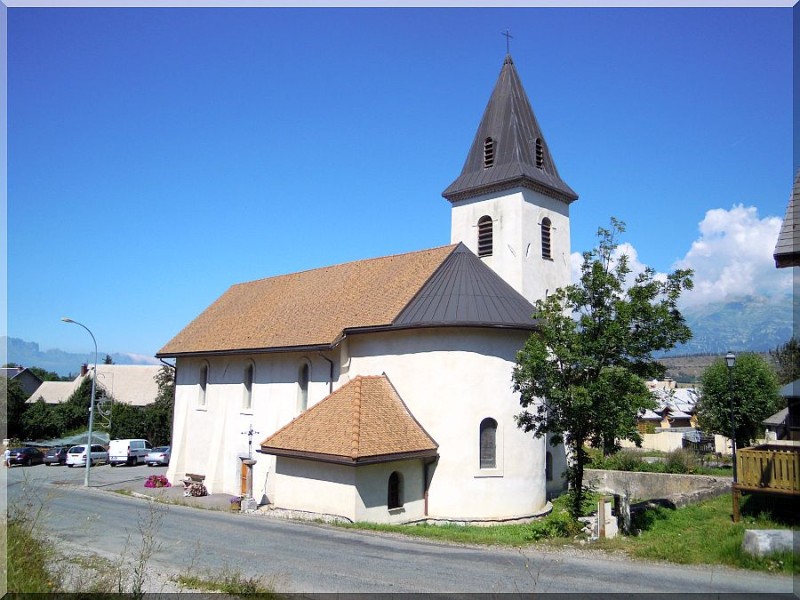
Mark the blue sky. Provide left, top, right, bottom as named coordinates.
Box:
left=5, top=6, right=795, bottom=361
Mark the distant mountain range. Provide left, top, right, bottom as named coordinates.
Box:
left=4, top=295, right=794, bottom=377
left=3, top=337, right=161, bottom=377
left=667, top=295, right=794, bottom=356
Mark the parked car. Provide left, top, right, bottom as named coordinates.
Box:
left=145, top=446, right=171, bottom=466
left=108, top=439, right=153, bottom=466
left=66, top=444, right=109, bottom=467
left=8, top=447, right=44, bottom=467
left=44, top=446, right=68, bottom=466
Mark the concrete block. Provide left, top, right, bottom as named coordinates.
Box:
left=741, top=529, right=794, bottom=558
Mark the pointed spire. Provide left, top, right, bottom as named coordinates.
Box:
left=443, top=54, right=578, bottom=204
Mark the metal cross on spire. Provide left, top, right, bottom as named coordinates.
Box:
left=502, top=29, right=513, bottom=55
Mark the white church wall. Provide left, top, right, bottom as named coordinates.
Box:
left=272, top=457, right=357, bottom=521
left=166, top=353, right=333, bottom=496
left=344, top=327, right=548, bottom=521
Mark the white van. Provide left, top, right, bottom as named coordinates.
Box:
left=108, top=439, right=153, bottom=466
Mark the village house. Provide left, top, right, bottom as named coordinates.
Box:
left=158, top=54, right=575, bottom=523
left=28, top=364, right=162, bottom=408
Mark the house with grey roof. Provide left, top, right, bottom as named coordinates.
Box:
left=1, top=366, right=43, bottom=398
left=158, top=54, right=575, bottom=523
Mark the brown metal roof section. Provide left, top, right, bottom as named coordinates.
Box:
left=393, top=243, right=537, bottom=329
left=259, top=375, right=438, bottom=465
left=774, top=170, right=800, bottom=268
left=157, top=245, right=457, bottom=357
left=442, top=54, right=578, bottom=204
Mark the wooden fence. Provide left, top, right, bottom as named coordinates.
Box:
left=732, top=444, right=799, bottom=522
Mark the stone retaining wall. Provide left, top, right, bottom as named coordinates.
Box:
left=584, top=469, right=730, bottom=507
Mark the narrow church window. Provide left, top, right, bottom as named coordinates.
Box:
left=535, top=138, right=544, bottom=169
left=388, top=471, right=403, bottom=509
left=483, top=137, right=495, bottom=168
left=546, top=451, right=553, bottom=481
left=297, top=362, right=310, bottom=413
left=199, top=364, right=208, bottom=407
left=479, top=418, right=497, bottom=469
left=477, top=216, right=493, bottom=257
left=243, top=363, right=254, bottom=411
left=541, top=217, right=552, bottom=260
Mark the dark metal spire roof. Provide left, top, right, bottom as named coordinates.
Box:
left=774, top=169, right=800, bottom=268
left=442, top=54, right=578, bottom=204
left=392, top=243, right=537, bottom=330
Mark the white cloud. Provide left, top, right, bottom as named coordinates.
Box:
left=674, top=205, right=789, bottom=308
left=570, top=205, right=790, bottom=309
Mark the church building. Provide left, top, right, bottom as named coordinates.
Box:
left=157, top=54, right=577, bottom=523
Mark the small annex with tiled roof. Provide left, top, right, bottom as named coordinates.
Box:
left=260, top=375, right=438, bottom=465
left=160, top=53, right=573, bottom=524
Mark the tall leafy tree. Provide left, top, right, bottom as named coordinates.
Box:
left=513, top=219, right=693, bottom=517
left=770, top=337, right=799, bottom=385
left=696, top=353, right=782, bottom=447
left=1, top=377, right=29, bottom=439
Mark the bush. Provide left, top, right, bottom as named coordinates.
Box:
left=663, top=448, right=700, bottom=474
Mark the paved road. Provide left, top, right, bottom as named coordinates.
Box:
left=5, top=464, right=796, bottom=595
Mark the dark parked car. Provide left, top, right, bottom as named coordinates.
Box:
left=8, top=447, right=45, bottom=467
left=44, top=446, right=68, bottom=466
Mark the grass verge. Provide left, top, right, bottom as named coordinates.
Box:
left=333, top=491, right=795, bottom=575
left=175, top=568, right=280, bottom=597
left=598, top=492, right=797, bottom=575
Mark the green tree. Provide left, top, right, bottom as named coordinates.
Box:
left=110, top=402, right=146, bottom=440
left=770, top=337, right=799, bottom=385
left=696, top=353, right=782, bottom=447
left=512, top=219, right=693, bottom=517
left=143, top=366, right=175, bottom=446
left=103, top=354, right=114, bottom=365
left=1, top=377, right=30, bottom=439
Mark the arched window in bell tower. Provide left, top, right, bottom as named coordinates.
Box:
left=477, top=216, right=493, bottom=257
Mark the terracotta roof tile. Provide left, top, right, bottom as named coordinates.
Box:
left=158, top=245, right=457, bottom=356
left=259, top=375, right=438, bottom=464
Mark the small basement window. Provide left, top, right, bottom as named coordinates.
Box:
left=388, top=471, right=403, bottom=509
left=477, top=216, right=493, bottom=257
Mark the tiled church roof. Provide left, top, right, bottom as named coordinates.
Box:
left=157, top=243, right=536, bottom=357
left=259, top=375, right=438, bottom=465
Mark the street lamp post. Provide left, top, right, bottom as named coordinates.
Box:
left=61, top=317, right=98, bottom=487
left=725, top=351, right=737, bottom=484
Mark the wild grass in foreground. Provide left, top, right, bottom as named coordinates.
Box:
left=175, top=567, right=281, bottom=598
left=335, top=491, right=795, bottom=574
left=598, top=492, right=797, bottom=575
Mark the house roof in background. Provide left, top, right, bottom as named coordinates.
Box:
left=259, top=375, right=438, bottom=465
left=28, top=364, right=161, bottom=407
left=773, top=170, right=800, bottom=268
left=157, top=243, right=537, bottom=358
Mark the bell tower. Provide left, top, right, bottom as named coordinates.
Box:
left=443, top=54, right=578, bottom=305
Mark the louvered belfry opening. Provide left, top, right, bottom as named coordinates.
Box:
left=535, top=137, right=544, bottom=169
left=477, top=216, right=493, bottom=257
left=541, top=217, right=552, bottom=259
left=479, top=418, right=497, bottom=469
left=483, top=137, right=495, bottom=168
